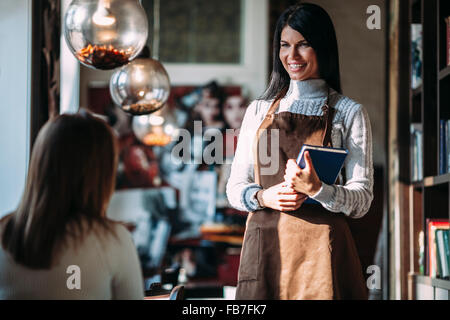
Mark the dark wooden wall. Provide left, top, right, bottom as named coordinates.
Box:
left=30, top=0, right=61, bottom=150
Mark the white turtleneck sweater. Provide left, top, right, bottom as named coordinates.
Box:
left=226, top=79, right=373, bottom=219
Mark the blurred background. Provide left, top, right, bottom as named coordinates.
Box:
left=0, top=0, right=390, bottom=300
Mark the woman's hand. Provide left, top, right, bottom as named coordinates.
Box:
left=284, top=151, right=322, bottom=197
left=258, top=182, right=308, bottom=212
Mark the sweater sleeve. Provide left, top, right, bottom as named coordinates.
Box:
left=310, top=104, right=374, bottom=218
left=226, top=100, right=265, bottom=212
left=110, top=224, right=145, bottom=300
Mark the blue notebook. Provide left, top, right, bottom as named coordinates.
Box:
left=296, top=144, right=348, bottom=204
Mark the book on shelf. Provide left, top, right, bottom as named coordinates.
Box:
left=447, top=119, right=450, bottom=173
left=443, top=120, right=450, bottom=173
left=436, top=229, right=450, bottom=279
left=419, top=230, right=425, bottom=275
left=411, top=24, right=423, bottom=89
left=410, top=123, right=423, bottom=181
left=439, top=120, right=446, bottom=175
left=439, top=119, right=450, bottom=174
left=446, top=17, right=450, bottom=67
left=436, top=231, right=442, bottom=277
left=426, top=219, right=450, bottom=278
left=442, top=230, right=450, bottom=278
left=296, top=144, right=348, bottom=205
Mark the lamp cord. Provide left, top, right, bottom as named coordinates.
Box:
left=152, top=0, right=160, bottom=60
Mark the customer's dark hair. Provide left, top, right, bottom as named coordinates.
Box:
left=1, top=111, right=118, bottom=269
left=261, top=3, right=342, bottom=100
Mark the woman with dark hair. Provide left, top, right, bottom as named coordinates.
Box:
left=227, top=3, right=373, bottom=299
left=0, top=112, right=144, bottom=299
left=192, top=81, right=226, bottom=130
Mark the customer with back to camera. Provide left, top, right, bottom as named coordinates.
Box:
left=0, top=111, right=144, bottom=299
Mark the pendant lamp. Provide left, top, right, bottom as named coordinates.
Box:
left=109, top=49, right=170, bottom=115
left=131, top=107, right=179, bottom=147
left=109, top=0, right=170, bottom=115
left=110, top=0, right=175, bottom=147
left=64, top=0, right=148, bottom=70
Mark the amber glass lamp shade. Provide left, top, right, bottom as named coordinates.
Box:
left=109, top=57, right=170, bottom=115
left=64, top=0, right=148, bottom=70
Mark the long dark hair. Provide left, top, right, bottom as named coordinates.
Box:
left=1, top=112, right=118, bottom=269
left=261, top=3, right=342, bottom=100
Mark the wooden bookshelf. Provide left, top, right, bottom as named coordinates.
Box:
left=395, top=0, right=450, bottom=300
left=438, top=66, right=450, bottom=80
left=423, top=173, right=450, bottom=187
left=412, top=274, right=450, bottom=299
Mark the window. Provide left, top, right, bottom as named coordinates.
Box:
left=144, top=0, right=242, bottom=64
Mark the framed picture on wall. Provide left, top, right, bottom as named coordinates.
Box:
left=143, top=0, right=242, bottom=64
left=166, top=166, right=217, bottom=228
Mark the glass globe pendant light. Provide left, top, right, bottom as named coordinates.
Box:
left=109, top=54, right=170, bottom=115
left=109, top=0, right=169, bottom=115
left=64, top=0, right=148, bottom=70
left=110, top=0, right=175, bottom=147
left=131, top=106, right=179, bottom=147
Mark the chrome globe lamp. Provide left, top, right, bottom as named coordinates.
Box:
left=64, top=0, right=148, bottom=70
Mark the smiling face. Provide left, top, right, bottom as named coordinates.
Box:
left=279, top=25, right=320, bottom=81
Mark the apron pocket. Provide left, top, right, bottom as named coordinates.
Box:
left=238, top=227, right=260, bottom=282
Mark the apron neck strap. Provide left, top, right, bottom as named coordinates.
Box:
left=266, top=86, right=289, bottom=117
left=321, top=87, right=334, bottom=146
left=253, top=87, right=288, bottom=186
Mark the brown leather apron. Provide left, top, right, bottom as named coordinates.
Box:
left=235, top=89, right=368, bottom=300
